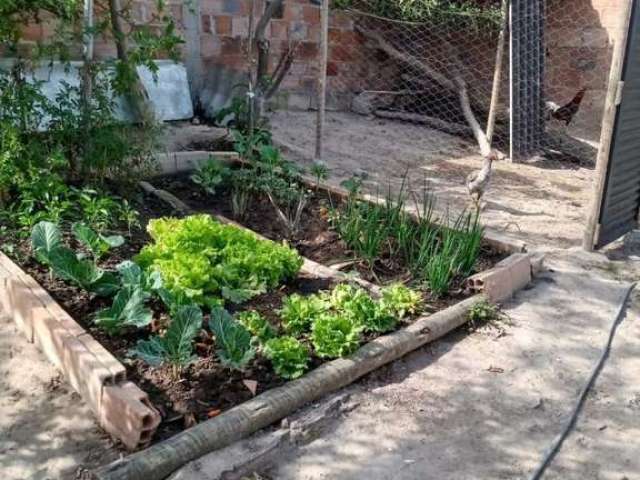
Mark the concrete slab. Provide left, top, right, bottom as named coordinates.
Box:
left=251, top=253, right=640, bottom=480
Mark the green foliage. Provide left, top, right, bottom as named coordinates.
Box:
left=263, top=336, right=310, bottom=380
left=130, top=305, right=203, bottom=369
left=331, top=176, right=484, bottom=297
left=280, top=293, right=328, bottom=335
left=30, top=221, right=119, bottom=296
left=31, top=220, right=62, bottom=265
left=135, top=215, right=303, bottom=306
left=332, top=0, right=502, bottom=30
left=311, top=313, right=361, bottom=359
left=209, top=307, right=256, bottom=370
left=330, top=283, right=401, bottom=334
left=310, top=162, right=329, bottom=189
left=94, top=286, right=152, bottom=335
left=379, top=283, right=422, bottom=319
left=468, top=300, right=500, bottom=327
left=236, top=310, right=276, bottom=343
left=191, top=157, right=230, bottom=196
left=72, top=222, right=124, bottom=260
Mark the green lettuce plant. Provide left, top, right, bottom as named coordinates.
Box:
left=135, top=214, right=303, bottom=306
left=263, top=336, right=310, bottom=379
left=379, top=283, right=422, bottom=319
left=311, top=313, right=361, bottom=359
left=236, top=310, right=276, bottom=343
left=280, top=293, right=328, bottom=335
left=209, top=307, right=256, bottom=370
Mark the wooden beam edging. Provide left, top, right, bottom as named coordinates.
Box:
left=94, top=293, right=485, bottom=480
left=0, top=252, right=161, bottom=450
left=151, top=150, right=527, bottom=255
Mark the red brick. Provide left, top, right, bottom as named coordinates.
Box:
left=200, top=34, right=221, bottom=59
left=215, top=15, right=233, bottom=36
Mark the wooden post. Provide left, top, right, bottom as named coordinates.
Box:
left=315, top=0, right=329, bottom=161
left=486, top=0, right=509, bottom=145
left=582, top=0, right=634, bottom=251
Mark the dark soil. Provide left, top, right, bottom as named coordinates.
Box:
left=1, top=176, right=506, bottom=445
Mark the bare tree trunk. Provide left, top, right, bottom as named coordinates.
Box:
left=108, top=0, right=156, bottom=125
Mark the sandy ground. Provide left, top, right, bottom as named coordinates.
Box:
left=270, top=110, right=594, bottom=249
left=262, top=247, right=640, bottom=480
left=0, top=314, right=119, bottom=480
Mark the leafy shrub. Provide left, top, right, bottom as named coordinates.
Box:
left=191, top=157, right=229, bottom=196
left=236, top=310, right=276, bottom=343
left=311, top=313, right=361, bottom=359
left=209, top=307, right=256, bottom=370
left=263, top=336, right=310, bottom=379
left=280, top=293, right=328, bottom=335
left=135, top=215, right=303, bottom=306
left=31, top=221, right=118, bottom=296
left=130, top=305, right=203, bottom=373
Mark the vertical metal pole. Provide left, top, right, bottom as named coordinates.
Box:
left=315, top=0, right=329, bottom=161
left=486, top=0, right=509, bottom=145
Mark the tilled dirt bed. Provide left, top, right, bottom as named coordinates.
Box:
left=3, top=177, right=506, bottom=445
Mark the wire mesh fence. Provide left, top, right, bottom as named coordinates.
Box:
left=268, top=0, right=622, bottom=171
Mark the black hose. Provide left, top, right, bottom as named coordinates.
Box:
left=528, top=281, right=636, bottom=480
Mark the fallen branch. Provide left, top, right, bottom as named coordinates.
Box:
left=356, top=25, right=492, bottom=157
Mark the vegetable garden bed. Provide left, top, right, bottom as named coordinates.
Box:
left=0, top=149, right=536, bottom=480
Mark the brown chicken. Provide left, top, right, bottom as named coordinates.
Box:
left=545, top=88, right=587, bottom=126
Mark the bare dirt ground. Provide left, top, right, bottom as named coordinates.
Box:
left=257, top=246, right=640, bottom=480
left=0, top=314, right=119, bottom=480
left=270, top=110, right=594, bottom=249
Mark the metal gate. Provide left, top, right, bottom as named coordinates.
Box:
left=585, top=0, right=640, bottom=250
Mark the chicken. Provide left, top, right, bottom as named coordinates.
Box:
left=545, top=88, right=587, bottom=126
left=466, top=152, right=497, bottom=209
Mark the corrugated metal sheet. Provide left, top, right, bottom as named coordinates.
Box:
left=597, top=0, right=640, bottom=248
